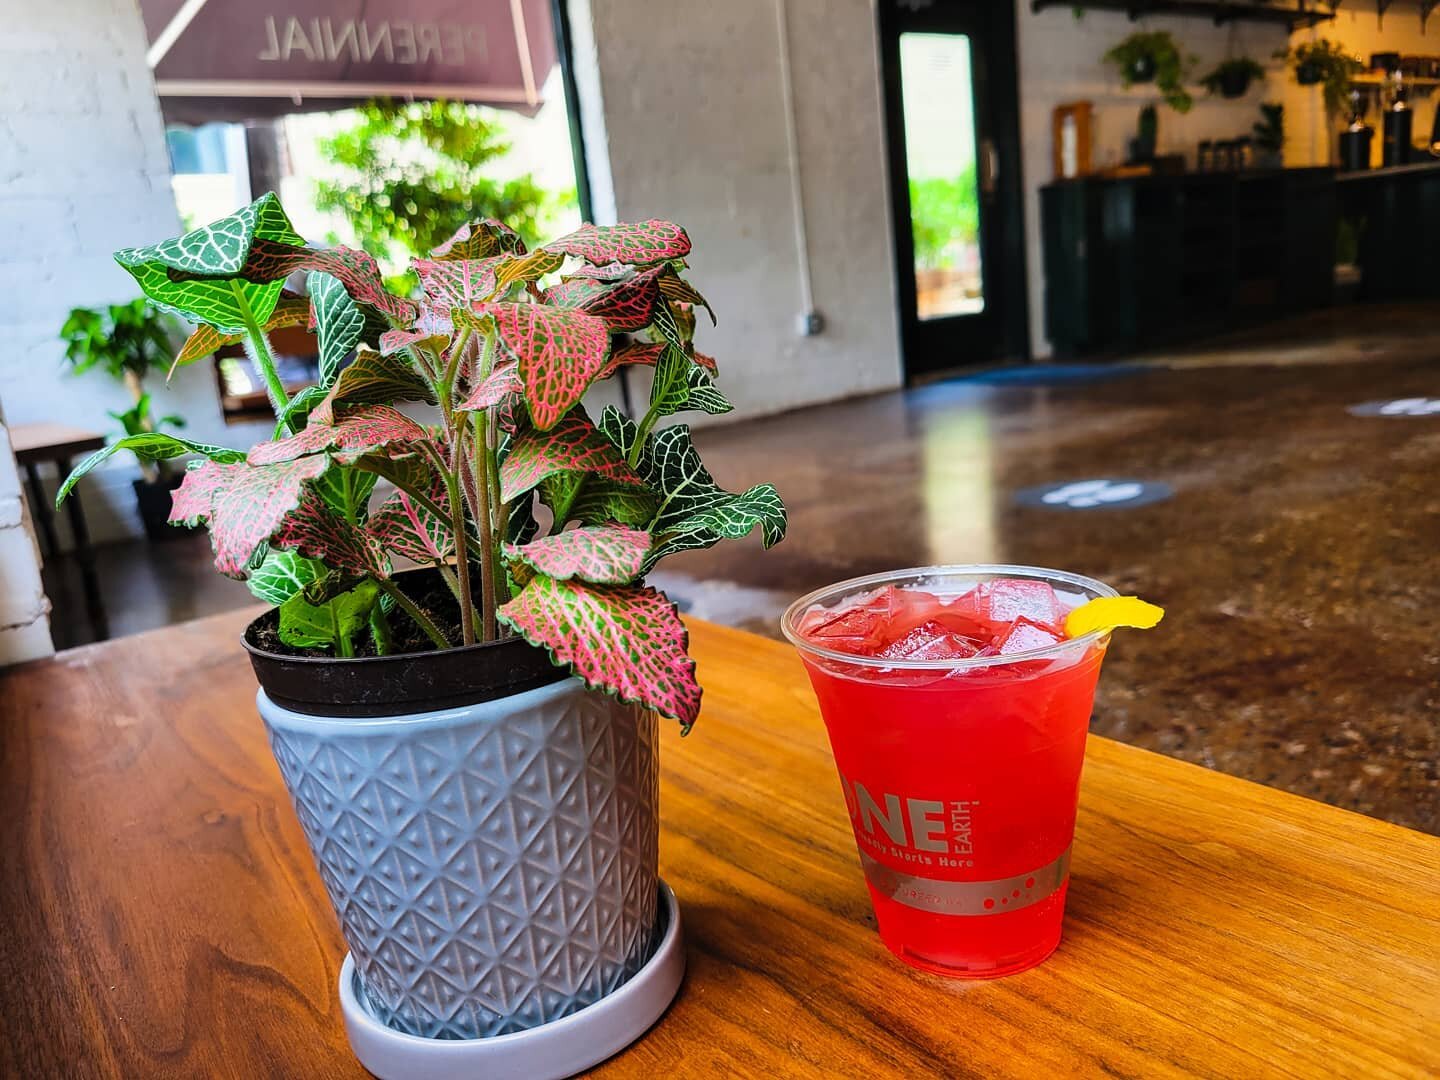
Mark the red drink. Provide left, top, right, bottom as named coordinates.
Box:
left=782, top=566, right=1116, bottom=978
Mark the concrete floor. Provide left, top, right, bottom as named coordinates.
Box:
left=41, top=302, right=1440, bottom=834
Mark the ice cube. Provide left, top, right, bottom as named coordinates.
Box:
left=994, top=616, right=1066, bottom=655
left=879, top=620, right=982, bottom=661
left=974, top=579, right=1065, bottom=633
left=798, top=586, right=899, bottom=654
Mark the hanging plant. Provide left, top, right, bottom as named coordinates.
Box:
left=1277, top=39, right=1364, bottom=113
left=1201, top=57, right=1266, bottom=99
left=1104, top=31, right=1195, bottom=113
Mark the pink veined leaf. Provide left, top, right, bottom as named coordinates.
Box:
left=503, top=524, right=651, bottom=585
left=499, top=412, right=643, bottom=503
left=492, top=248, right=565, bottom=290
left=168, top=456, right=330, bottom=577
left=544, top=221, right=693, bottom=267
left=480, top=302, right=611, bottom=431
left=270, top=490, right=388, bottom=577
left=656, top=274, right=716, bottom=324
left=548, top=266, right=664, bottom=332
left=595, top=341, right=718, bottom=380
left=378, top=306, right=453, bottom=355
left=498, top=577, right=701, bottom=727
left=366, top=477, right=455, bottom=563
left=430, top=219, right=527, bottom=260
left=457, top=363, right=524, bottom=412
left=308, top=349, right=435, bottom=425
left=248, top=404, right=428, bottom=466
left=414, top=256, right=502, bottom=315
left=214, top=238, right=419, bottom=324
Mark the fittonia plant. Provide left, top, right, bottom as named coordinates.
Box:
left=59, top=194, right=787, bottom=730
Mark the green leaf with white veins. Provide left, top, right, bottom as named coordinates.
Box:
left=57, top=434, right=245, bottom=505
left=247, top=548, right=326, bottom=605
left=114, top=193, right=305, bottom=333
left=629, top=420, right=787, bottom=573
left=307, top=271, right=365, bottom=388
left=649, top=344, right=733, bottom=418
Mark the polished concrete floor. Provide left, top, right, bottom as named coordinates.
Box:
left=41, top=303, right=1440, bottom=834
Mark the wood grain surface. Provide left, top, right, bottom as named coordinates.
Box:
left=2, top=610, right=1436, bottom=1079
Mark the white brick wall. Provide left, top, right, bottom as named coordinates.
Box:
left=0, top=419, right=53, bottom=665
left=0, top=0, right=269, bottom=551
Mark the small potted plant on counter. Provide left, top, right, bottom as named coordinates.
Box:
left=1104, top=30, right=1195, bottom=112
left=1201, top=57, right=1266, bottom=99
left=1279, top=39, right=1364, bottom=113
left=59, top=194, right=787, bottom=1079
left=1253, top=102, right=1285, bottom=168
left=59, top=299, right=191, bottom=540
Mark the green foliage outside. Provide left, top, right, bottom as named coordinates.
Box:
left=313, top=98, right=576, bottom=288
left=909, top=166, right=979, bottom=270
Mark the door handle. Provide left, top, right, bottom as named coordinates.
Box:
left=980, top=137, right=999, bottom=198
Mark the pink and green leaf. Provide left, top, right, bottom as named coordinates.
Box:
left=430, top=219, right=527, bottom=260
left=171, top=294, right=309, bottom=372
left=596, top=340, right=716, bottom=380
left=456, top=363, right=523, bottom=413
left=498, top=577, right=701, bottom=727
left=269, top=491, right=389, bottom=577
left=414, top=256, right=502, bottom=314
left=544, top=221, right=692, bottom=267
left=480, top=302, right=611, bottom=431
left=657, top=275, right=716, bottom=324
left=308, top=349, right=435, bottom=425
left=168, top=455, right=331, bottom=577
left=366, top=477, right=455, bottom=563
left=503, top=524, right=651, bottom=585
left=248, top=404, right=427, bottom=466
left=208, top=238, right=418, bottom=325
left=499, top=411, right=643, bottom=503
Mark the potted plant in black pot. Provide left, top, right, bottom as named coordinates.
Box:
left=1104, top=31, right=1195, bottom=113
left=59, top=194, right=787, bottom=1078
left=1279, top=39, right=1364, bottom=113
left=1201, top=57, right=1266, bottom=99
left=59, top=299, right=192, bottom=540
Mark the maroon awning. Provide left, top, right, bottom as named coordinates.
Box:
left=140, top=0, right=558, bottom=125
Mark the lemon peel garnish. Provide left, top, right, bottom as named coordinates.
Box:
left=1065, top=596, right=1165, bottom=639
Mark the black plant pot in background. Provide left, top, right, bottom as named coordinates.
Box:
left=1297, top=60, right=1324, bottom=86
left=133, top=473, right=194, bottom=542
left=1219, top=69, right=1252, bottom=98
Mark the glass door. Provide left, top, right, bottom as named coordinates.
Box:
left=879, top=1, right=1028, bottom=377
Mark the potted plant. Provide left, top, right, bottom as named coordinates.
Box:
left=59, top=299, right=192, bottom=540
left=1104, top=31, right=1195, bottom=112
left=59, top=194, right=787, bottom=1076
left=1253, top=102, right=1285, bottom=168
left=1278, top=39, right=1364, bottom=113
left=1130, top=104, right=1160, bottom=163
left=1201, top=57, right=1266, bottom=99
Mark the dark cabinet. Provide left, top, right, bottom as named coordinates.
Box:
left=1041, top=170, right=1335, bottom=356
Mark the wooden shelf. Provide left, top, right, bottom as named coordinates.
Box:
left=1352, top=74, right=1440, bottom=88
left=1033, top=0, right=1336, bottom=29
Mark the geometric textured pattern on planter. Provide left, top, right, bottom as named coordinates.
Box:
left=259, top=679, right=660, bottom=1039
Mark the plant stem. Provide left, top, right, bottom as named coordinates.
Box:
left=436, top=562, right=463, bottom=603
left=230, top=282, right=293, bottom=431
left=472, top=329, right=500, bottom=640
left=628, top=402, right=663, bottom=468
left=377, top=578, right=450, bottom=650
left=442, top=461, right=477, bottom=647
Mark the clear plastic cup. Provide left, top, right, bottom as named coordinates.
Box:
left=782, top=565, right=1117, bottom=978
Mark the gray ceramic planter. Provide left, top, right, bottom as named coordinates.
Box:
left=258, top=677, right=662, bottom=1041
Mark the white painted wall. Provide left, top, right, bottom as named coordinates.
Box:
left=569, top=0, right=903, bottom=420
left=0, top=416, right=54, bottom=665
left=0, top=0, right=271, bottom=550
left=1015, top=6, right=1293, bottom=357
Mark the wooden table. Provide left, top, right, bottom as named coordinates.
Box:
left=3, top=612, right=1437, bottom=1079
left=9, top=421, right=108, bottom=638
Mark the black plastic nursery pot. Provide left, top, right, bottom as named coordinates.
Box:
left=242, top=567, right=565, bottom=717
left=1219, top=70, right=1252, bottom=98
left=1297, top=60, right=1323, bottom=86
left=134, top=474, right=193, bottom=542
left=1128, top=55, right=1157, bottom=83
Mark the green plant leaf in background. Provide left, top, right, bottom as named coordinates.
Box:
left=115, top=192, right=304, bottom=333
